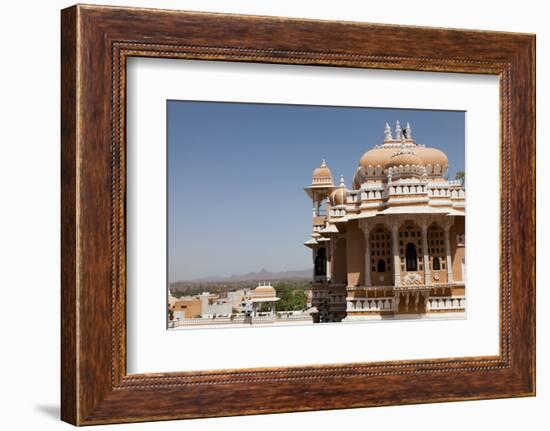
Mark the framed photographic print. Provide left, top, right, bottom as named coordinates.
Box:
left=61, top=4, right=536, bottom=425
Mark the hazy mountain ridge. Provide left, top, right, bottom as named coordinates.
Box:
left=180, top=268, right=311, bottom=283
left=170, top=269, right=312, bottom=297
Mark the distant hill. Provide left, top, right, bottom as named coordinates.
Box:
left=170, top=268, right=312, bottom=297
left=183, top=268, right=311, bottom=283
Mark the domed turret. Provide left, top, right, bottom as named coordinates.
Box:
left=252, top=283, right=277, bottom=297
left=385, top=136, right=424, bottom=169
left=386, top=151, right=424, bottom=169
left=358, top=121, right=417, bottom=174
left=325, top=121, right=451, bottom=191
left=358, top=147, right=395, bottom=170
left=330, top=175, right=348, bottom=206
left=416, top=147, right=449, bottom=172
left=311, top=159, right=333, bottom=186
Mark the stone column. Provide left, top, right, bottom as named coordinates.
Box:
left=361, top=222, right=371, bottom=287
left=327, top=238, right=334, bottom=282
left=444, top=224, right=454, bottom=283
left=393, top=292, right=401, bottom=313
left=421, top=220, right=432, bottom=285
left=312, top=248, right=316, bottom=280
left=391, top=221, right=401, bottom=286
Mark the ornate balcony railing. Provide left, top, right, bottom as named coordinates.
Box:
left=346, top=297, right=394, bottom=312
left=427, top=296, right=466, bottom=311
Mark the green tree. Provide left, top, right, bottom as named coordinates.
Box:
left=274, top=283, right=308, bottom=311
left=455, top=171, right=465, bottom=185
left=291, top=290, right=308, bottom=310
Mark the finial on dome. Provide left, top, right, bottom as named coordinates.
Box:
left=395, top=121, right=402, bottom=139
left=321, top=158, right=327, bottom=167
left=405, top=122, right=412, bottom=139
left=384, top=122, right=392, bottom=140
left=339, top=174, right=345, bottom=187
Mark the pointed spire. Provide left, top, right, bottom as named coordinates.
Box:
left=384, top=122, right=392, bottom=140
left=405, top=122, right=412, bottom=139
left=395, top=120, right=402, bottom=139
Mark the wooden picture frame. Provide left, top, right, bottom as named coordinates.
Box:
left=61, top=4, right=535, bottom=425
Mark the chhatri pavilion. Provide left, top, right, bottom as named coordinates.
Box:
left=304, top=121, right=466, bottom=322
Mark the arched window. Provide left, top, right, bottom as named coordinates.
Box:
left=314, top=247, right=327, bottom=276
left=432, top=257, right=441, bottom=270
left=405, top=243, right=417, bottom=271
left=377, top=259, right=386, bottom=272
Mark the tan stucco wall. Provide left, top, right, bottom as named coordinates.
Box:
left=173, top=298, right=202, bottom=318
left=431, top=267, right=448, bottom=283
left=451, top=286, right=465, bottom=296
left=371, top=268, right=393, bottom=286
left=333, top=237, right=348, bottom=284
left=345, top=220, right=364, bottom=286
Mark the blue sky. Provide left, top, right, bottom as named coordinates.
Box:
left=168, top=101, right=465, bottom=282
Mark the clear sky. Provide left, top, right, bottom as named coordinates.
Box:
left=168, top=101, right=465, bottom=282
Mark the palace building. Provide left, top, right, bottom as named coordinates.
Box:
left=304, top=121, right=466, bottom=322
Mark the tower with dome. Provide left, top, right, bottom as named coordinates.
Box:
left=304, top=121, right=466, bottom=322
